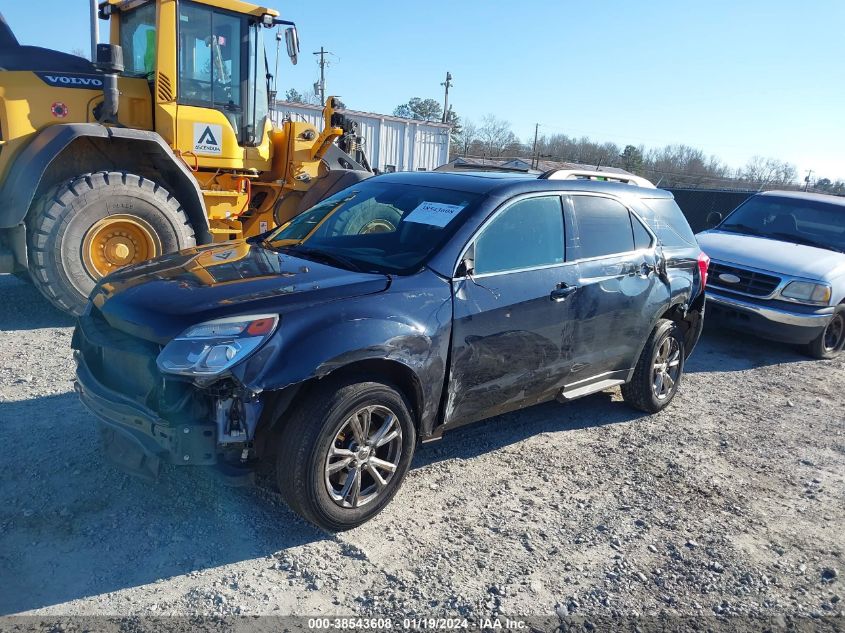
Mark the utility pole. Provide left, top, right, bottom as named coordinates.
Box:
left=90, top=0, right=99, bottom=61
left=804, top=169, right=814, bottom=192
left=531, top=123, right=540, bottom=169
left=313, top=47, right=330, bottom=105
left=441, top=72, right=453, bottom=123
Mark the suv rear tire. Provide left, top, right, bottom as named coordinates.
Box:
left=622, top=318, right=686, bottom=413
left=275, top=378, right=416, bottom=531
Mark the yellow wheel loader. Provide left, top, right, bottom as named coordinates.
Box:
left=0, top=1, right=372, bottom=315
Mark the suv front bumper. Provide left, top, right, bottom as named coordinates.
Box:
left=706, top=290, right=834, bottom=345
left=75, top=352, right=218, bottom=479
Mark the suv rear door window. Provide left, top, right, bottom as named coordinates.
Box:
left=474, top=196, right=564, bottom=275
left=571, top=196, right=635, bottom=259
left=631, top=213, right=653, bottom=249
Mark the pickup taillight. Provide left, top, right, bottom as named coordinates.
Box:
left=698, top=251, right=710, bottom=291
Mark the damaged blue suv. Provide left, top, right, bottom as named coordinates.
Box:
left=73, top=170, right=708, bottom=530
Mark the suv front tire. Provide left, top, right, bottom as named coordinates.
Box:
left=276, top=378, right=417, bottom=531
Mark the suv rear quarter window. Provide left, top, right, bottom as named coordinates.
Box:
left=642, top=198, right=697, bottom=248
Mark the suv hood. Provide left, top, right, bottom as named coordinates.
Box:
left=90, top=241, right=391, bottom=343
left=697, top=230, right=845, bottom=281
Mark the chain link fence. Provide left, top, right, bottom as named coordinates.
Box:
left=666, top=188, right=756, bottom=233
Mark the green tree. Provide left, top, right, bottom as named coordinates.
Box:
left=444, top=107, right=461, bottom=134
left=285, top=88, right=304, bottom=103
left=621, top=144, right=644, bottom=174
left=393, top=97, right=443, bottom=122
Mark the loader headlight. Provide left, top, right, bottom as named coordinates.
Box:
left=157, top=314, right=278, bottom=376
left=780, top=281, right=832, bottom=305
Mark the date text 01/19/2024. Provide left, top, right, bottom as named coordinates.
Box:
left=306, top=617, right=529, bottom=630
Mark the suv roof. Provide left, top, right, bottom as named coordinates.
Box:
left=376, top=170, right=673, bottom=199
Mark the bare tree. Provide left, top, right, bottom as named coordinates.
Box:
left=301, top=89, right=322, bottom=106
left=740, top=156, right=798, bottom=188
left=641, top=144, right=731, bottom=187
left=477, top=114, right=517, bottom=157
left=451, top=119, right=478, bottom=158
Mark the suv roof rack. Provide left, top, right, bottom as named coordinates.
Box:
left=538, top=169, right=656, bottom=189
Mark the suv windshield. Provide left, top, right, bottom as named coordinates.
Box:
left=720, top=195, right=845, bottom=253
left=264, top=180, right=481, bottom=274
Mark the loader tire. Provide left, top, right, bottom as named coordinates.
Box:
left=26, top=172, right=196, bottom=316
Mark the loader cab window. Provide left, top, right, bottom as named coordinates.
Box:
left=245, top=20, right=270, bottom=146
left=178, top=2, right=246, bottom=140
left=120, top=2, right=156, bottom=76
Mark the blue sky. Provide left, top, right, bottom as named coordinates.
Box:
left=5, top=1, right=845, bottom=180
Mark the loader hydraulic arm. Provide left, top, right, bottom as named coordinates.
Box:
left=310, top=98, right=346, bottom=161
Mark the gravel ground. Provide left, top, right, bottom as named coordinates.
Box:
left=0, top=272, right=843, bottom=627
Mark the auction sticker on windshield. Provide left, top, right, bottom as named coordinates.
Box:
left=404, top=201, right=466, bottom=227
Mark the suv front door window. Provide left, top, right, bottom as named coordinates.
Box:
left=447, top=196, right=580, bottom=425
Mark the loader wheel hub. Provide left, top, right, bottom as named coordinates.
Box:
left=82, top=215, right=162, bottom=279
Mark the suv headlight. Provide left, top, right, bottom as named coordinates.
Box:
left=157, top=314, right=278, bottom=376
left=780, top=281, right=832, bottom=305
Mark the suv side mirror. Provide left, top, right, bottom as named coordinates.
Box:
left=285, top=27, right=300, bottom=65
left=457, top=244, right=475, bottom=278
left=706, top=211, right=723, bottom=228
left=455, top=256, right=475, bottom=278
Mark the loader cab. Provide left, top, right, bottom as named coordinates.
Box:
left=176, top=1, right=269, bottom=147
left=104, top=0, right=288, bottom=167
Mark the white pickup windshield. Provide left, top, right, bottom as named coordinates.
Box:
left=721, top=196, right=845, bottom=253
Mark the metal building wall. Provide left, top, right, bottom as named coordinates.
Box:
left=271, top=102, right=451, bottom=172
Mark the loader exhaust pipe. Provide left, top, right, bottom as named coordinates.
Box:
left=94, top=43, right=124, bottom=124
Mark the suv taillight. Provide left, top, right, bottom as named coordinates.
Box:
left=698, top=251, right=710, bottom=290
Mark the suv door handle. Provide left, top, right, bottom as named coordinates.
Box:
left=550, top=284, right=578, bottom=302
left=640, top=262, right=656, bottom=277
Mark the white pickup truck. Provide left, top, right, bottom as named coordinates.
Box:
left=697, top=190, right=845, bottom=359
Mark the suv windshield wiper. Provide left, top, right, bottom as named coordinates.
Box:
left=280, top=246, right=364, bottom=272
left=768, top=232, right=844, bottom=253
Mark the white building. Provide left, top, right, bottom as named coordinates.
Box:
left=271, top=101, right=451, bottom=173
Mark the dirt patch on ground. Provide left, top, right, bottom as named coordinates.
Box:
left=0, top=274, right=842, bottom=626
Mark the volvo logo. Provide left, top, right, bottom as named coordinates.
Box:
left=718, top=273, right=741, bottom=284
left=36, top=72, right=104, bottom=89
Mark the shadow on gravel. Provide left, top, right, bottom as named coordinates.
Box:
left=0, top=275, right=74, bottom=331
left=686, top=324, right=807, bottom=374
left=0, top=392, right=327, bottom=615
left=415, top=390, right=644, bottom=468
